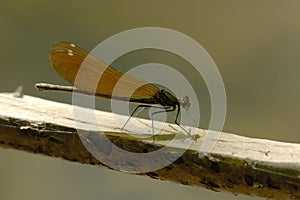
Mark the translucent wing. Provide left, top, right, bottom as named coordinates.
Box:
left=49, top=41, right=159, bottom=101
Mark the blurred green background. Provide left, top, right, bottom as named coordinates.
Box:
left=1, top=0, right=299, bottom=199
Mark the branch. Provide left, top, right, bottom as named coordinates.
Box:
left=0, top=92, right=299, bottom=199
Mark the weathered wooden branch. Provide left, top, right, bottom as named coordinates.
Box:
left=0, top=92, right=299, bottom=199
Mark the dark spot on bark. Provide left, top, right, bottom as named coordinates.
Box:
left=180, top=180, right=189, bottom=185
left=173, top=157, right=184, bottom=165
left=244, top=175, right=254, bottom=186
left=266, top=177, right=280, bottom=189
left=8, top=142, right=14, bottom=146
left=143, top=148, right=148, bottom=153
left=211, top=162, right=219, bottom=173
left=164, top=164, right=173, bottom=170
left=49, top=136, right=64, bottom=144
left=147, top=172, right=159, bottom=178
left=89, top=161, right=95, bottom=165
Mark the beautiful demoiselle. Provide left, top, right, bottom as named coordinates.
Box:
left=35, top=41, right=194, bottom=139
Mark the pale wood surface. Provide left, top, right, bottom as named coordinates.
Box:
left=0, top=93, right=299, bottom=199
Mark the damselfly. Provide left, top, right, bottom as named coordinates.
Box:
left=35, top=41, right=195, bottom=139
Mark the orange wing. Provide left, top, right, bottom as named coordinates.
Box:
left=49, top=41, right=159, bottom=101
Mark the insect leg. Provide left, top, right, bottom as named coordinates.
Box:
left=150, top=106, right=175, bottom=143
left=121, top=104, right=152, bottom=131
left=174, top=106, right=194, bottom=138
left=121, top=104, right=166, bottom=131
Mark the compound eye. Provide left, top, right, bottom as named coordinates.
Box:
left=181, top=96, right=191, bottom=110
